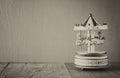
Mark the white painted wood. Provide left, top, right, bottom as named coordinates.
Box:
left=75, top=54, right=108, bottom=59
left=74, top=59, right=108, bottom=66
left=74, top=53, right=108, bottom=67
left=74, top=25, right=108, bottom=31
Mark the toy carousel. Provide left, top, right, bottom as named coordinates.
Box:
left=74, top=14, right=108, bottom=69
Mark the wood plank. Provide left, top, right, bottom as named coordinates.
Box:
left=0, top=63, right=27, bottom=78
left=26, top=63, right=71, bottom=78
left=1, top=63, right=71, bottom=78
left=105, top=63, right=120, bottom=78
left=65, top=63, right=91, bottom=78
left=65, top=63, right=120, bottom=78
left=0, top=63, right=8, bottom=74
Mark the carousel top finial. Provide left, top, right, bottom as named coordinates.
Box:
left=90, top=13, right=92, bottom=17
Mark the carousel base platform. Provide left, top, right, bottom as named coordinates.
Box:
left=74, top=51, right=108, bottom=70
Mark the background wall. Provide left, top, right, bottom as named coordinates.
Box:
left=0, top=0, right=120, bottom=63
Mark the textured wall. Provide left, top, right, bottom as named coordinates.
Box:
left=0, top=0, right=119, bottom=62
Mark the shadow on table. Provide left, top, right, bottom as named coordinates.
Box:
left=65, top=63, right=120, bottom=72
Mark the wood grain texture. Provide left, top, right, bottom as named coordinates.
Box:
left=65, top=63, right=120, bottom=78
left=1, top=63, right=120, bottom=78
left=0, top=63, right=8, bottom=74
left=0, top=63, right=71, bottom=78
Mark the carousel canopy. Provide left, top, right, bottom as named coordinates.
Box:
left=82, top=13, right=99, bottom=27
left=74, top=14, right=108, bottom=31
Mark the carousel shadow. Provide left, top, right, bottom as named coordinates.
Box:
left=107, top=63, right=120, bottom=71
left=65, top=63, right=120, bottom=72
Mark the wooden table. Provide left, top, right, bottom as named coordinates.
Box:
left=0, top=62, right=120, bottom=78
